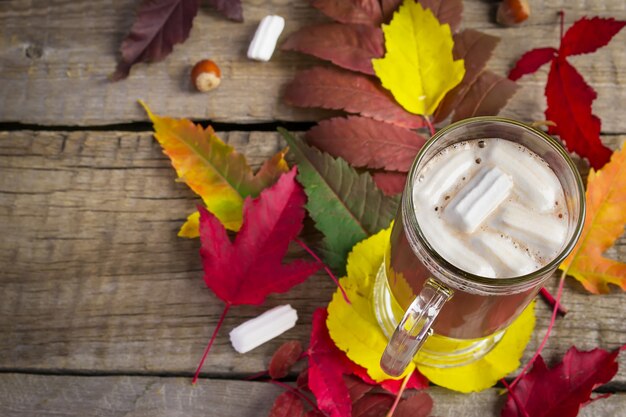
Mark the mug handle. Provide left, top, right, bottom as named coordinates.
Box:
left=380, top=278, right=453, bottom=377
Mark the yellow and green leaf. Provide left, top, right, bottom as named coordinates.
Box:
left=372, top=0, right=465, bottom=116
left=141, top=101, right=288, bottom=234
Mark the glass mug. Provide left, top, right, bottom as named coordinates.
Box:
left=374, top=117, right=585, bottom=377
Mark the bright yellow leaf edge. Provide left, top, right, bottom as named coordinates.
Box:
left=327, top=226, right=536, bottom=393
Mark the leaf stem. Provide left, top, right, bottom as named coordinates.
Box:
left=539, top=287, right=568, bottom=316
left=558, top=11, right=565, bottom=41
left=500, top=378, right=531, bottom=417
left=385, top=370, right=412, bottom=417
left=510, top=271, right=566, bottom=389
left=422, top=115, right=436, bottom=137
left=295, top=237, right=351, bottom=304
left=245, top=370, right=269, bottom=381
left=192, top=302, right=231, bottom=384
left=269, top=379, right=327, bottom=416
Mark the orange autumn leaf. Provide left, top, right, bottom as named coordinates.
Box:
left=560, top=146, right=626, bottom=293
left=140, top=101, right=289, bottom=235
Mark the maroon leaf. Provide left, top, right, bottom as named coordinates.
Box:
left=559, top=17, right=625, bottom=57
left=206, top=0, right=243, bottom=22
left=269, top=341, right=304, bottom=379
left=501, top=346, right=623, bottom=417
left=508, top=47, right=557, bottom=81
left=451, top=70, right=519, bottom=122
left=112, top=0, right=200, bottom=81
left=344, top=375, right=375, bottom=403
left=268, top=391, right=305, bottom=417
left=395, top=392, right=434, bottom=417
left=297, top=369, right=310, bottom=392
left=306, top=116, right=426, bottom=172
left=352, top=394, right=395, bottom=417
left=545, top=57, right=612, bottom=169
left=418, top=0, right=464, bottom=33
left=372, top=171, right=406, bottom=196
left=349, top=362, right=429, bottom=394
left=307, top=309, right=352, bottom=417
left=281, top=23, right=384, bottom=75
left=284, top=67, right=424, bottom=129
left=381, top=0, right=402, bottom=21
left=434, top=29, right=500, bottom=122
left=311, top=0, right=383, bottom=25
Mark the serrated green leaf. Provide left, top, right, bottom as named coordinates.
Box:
left=279, top=128, right=399, bottom=274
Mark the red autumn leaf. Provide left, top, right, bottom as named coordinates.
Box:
left=307, top=309, right=352, bottom=417
left=192, top=167, right=321, bottom=383
left=206, top=0, right=243, bottom=22
left=297, top=369, right=310, bottom=391
left=559, top=17, right=626, bottom=57
left=382, top=0, right=463, bottom=32
left=394, top=392, right=433, bottom=417
left=344, top=375, right=375, bottom=403
left=434, top=29, right=501, bottom=122
left=451, top=70, right=519, bottom=122
left=112, top=0, right=200, bottom=81
left=281, top=24, right=384, bottom=75
left=501, top=346, right=624, bottom=417
left=372, top=171, right=407, bottom=196
left=284, top=67, right=423, bottom=129
left=352, top=393, right=395, bottom=417
left=311, top=0, right=383, bottom=26
left=269, top=340, right=304, bottom=379
left=306, top=116, right=426, bottom=172
left=508, top=47, right=557, bottom=81
left=268, top=391, right=305, bottom=417
left=545, top=57, right=612, bottom=169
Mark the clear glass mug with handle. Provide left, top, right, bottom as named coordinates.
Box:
left=373, top=117, right=586, bottom=377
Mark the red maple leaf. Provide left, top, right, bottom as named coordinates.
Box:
left=508, top=14, right=624, bottom=169
left=501, top=345, right=625, bottom=417
left=192, top=167, right=321, bottom=383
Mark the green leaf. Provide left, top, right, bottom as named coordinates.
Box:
left=279, top=128, right=399, bottom=273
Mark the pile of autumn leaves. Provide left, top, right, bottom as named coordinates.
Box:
left=141, top=0, right=626, bottom=416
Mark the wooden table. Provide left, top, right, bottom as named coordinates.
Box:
left=1, top=1, right=625, bottom=416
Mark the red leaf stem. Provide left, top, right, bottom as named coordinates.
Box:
left=510, top=271, right=567, bottom=389
left=192, top=302, right=231, bottom=384
left=539, top=287, right=568, bottom=316
left=295, top=238, right=351, bottom=304
left=246, top=370, right=269, bottom=380
left=385, top=370, right=412, bottom=417
left=422, top=115, right=435, bottom=137
left=269, top=380, right=327, bottom=417
left=558, top=11, right=565, bottom=41
left=501, top=378, right=531, bottom=417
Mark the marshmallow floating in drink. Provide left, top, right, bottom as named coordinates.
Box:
left=413, top=138, right=568, bottom=278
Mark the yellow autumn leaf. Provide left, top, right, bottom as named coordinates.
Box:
left=327, top=225, right=536, bottom=392
left=372, top=0, right=465, bottom=116
left=140, top=101, right=289, bottom=234
left=560, top=146, right=626, bottom=293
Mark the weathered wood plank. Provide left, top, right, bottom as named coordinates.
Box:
left=0, top=0, right=624, bottom=129
left=1, top=374, right=625, bottom=417
left=1, top=131, right=625, bottom=386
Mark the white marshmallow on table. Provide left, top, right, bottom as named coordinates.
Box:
left=229, top=304, right=297, bottom=354
left=444, top=166, right=514, bottom=233
left=247, top=15, right=285, bottom=62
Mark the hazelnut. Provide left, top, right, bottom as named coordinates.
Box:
left=497, top=0, right=530, bottom=26
left=191, top=59, right=221, bottom=92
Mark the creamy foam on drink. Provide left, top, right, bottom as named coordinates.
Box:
left=413, top=138, right=568, bottom=278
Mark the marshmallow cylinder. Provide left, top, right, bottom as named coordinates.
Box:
left=229, top=304, right=297, bottom=354
left=247, top=15, right=285, bottom=62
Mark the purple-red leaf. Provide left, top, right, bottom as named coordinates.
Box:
left=395, top=392, right=434, bottom=417
left=501, top=346, right=623, bottom=417
left=311, top=0, right=383, bottom=25
left=508, top=47, right=557, bottom=81
left=372, top=171, right=406, bottom=196
left=344, top=375, right=375, bottom=403
left=206, top=0, right=243, bottom=22
left=281, top=23, right=384, bottom=75
left=268, top=391, right=305, bottom=417
left=545, top=58, right=612, bottom=169
left=352, top=394, right=395, bottom=417
left=434, top=29, right=500, bottom=122
left=306, top=116, right=426, bottom=172
left=112, top=0, right=200, bottom=81
left=559, top=17, right=625, bottom=57
left=199, top=167, right=321, bottom=306
left=284, top=67, right=424, bottom=129
left=269, top=341, right=304, bottom=379
left=307, top=309, right=352, bottom=417
left=452, top=70, right=519, bottom=122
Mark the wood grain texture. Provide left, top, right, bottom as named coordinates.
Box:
left=1, top=374, right=625, bottom=417
left=1, top=130, right=625, bottom=388
left=0, top=0, right=624, bottom=128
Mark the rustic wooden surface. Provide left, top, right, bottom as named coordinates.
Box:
left=1, top=0, right=625, bottom=416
